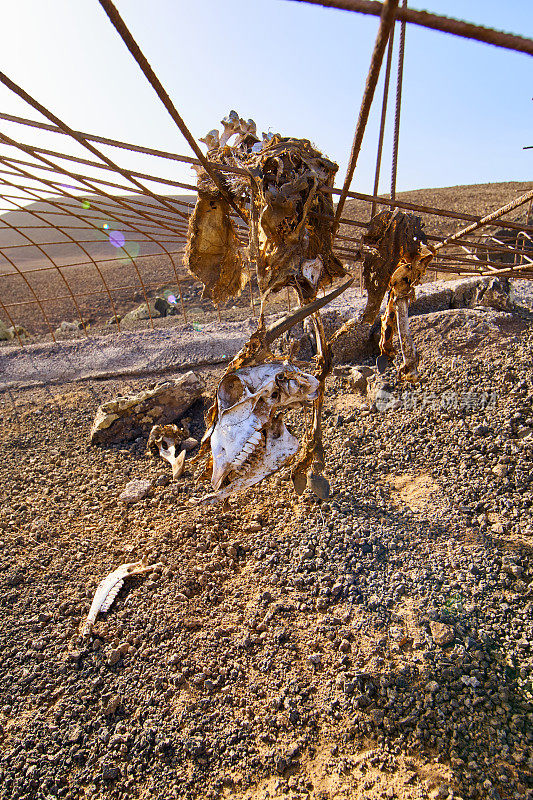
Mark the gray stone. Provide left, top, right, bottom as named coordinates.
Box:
left=0, top=320, right=13, bottom=341
left=121, top=303, right=151, bottom=324
left=119, top=479, right=152, bottom=505
left=90, top=371, right=204, bottom=445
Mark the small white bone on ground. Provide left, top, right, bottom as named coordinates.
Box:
left=158, top=437, right=186, bottom=478
left=81, top=557, right=163, bottom=637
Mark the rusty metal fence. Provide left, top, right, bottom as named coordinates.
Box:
left=0, top=0, right=531, bottom=347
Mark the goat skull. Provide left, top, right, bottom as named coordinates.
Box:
left=209, top=362, right=319, bottom=498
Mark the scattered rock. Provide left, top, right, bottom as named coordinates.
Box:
left=119, top=479, right=152, bottom=504
left=430, top=621, right=455, bottom=646
left=90, top=371, right=204, bottom=444
left=56, top=320, right=84, bottom=335
left=107, top=648, right=122, bottom=666
left=121, top=303, right=151, bottom=324
left=0, top=319, right=12, bottom=341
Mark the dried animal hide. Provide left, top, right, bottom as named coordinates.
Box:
left=250, top=137, right=346, bottom=301
left=185, top=191, right=248, bottom=304
left=361, top=209, right=433, bottom=324
left=202, top=361, right=319, bottom=502
left=356, top=209, right=433, bottom=381
left=187, top=113, right=345, bottom=307
left=81, top=557, right=163, bottom=637
left=378, top=248, right=433, bottom=381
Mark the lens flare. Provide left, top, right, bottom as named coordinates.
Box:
left=81, top=200, right=91, bottom=210
left=103, top=223, right=109, bottom=230
left=109, top=230, right=125, bottom=248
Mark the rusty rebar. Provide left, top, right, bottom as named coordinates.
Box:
left=0, top=131, right=186, bottom=240
left=334, top=0, right=400, bottom=231
left=0, top=176, right=123, bottom=329
left=0, top=157, right=168, bottom=329
left=0, top=111, right=251, bottom=178
left=371, top=24, right=395, bottom=218
left=98, top=0, right=248, bottom=224
left=390, top=0, right=406, bottom=200
left=327, top=186, right=533, bottom=236
left=434, top=189, right=533, bottom=251
left=0, top=73, right=191, bottom=228
left=287, top=1, right=533, bottom=56
left=0, top=142, right=190, bottom=283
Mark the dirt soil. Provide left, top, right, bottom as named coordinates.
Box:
left=1, top=301, right=533, bottom=800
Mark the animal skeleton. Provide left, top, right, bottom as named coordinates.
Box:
left=331, top=208, right=433, bottom=382
left=186, top=111, right=353, bottom=501
left=81, top=556, right=163, bottom=637
left=209, top=362, right=319, bottom=500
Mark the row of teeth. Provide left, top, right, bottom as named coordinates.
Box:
left=233, top=427, right=264, bottom=469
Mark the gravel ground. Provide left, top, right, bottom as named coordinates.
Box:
left=1, top=297, right=533, bottom=800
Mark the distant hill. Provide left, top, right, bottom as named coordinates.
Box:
left=0, top=193, right=195, bottom=272
left=1, top=182, right=531, bottom=339
left=341, top=180, right=533, bottom=241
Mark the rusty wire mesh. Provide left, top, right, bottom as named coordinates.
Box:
left=0, top=1, right=532, bottom=347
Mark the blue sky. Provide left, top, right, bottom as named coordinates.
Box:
left=0, top=0, right=531, bottom=196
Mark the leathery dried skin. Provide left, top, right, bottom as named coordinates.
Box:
left=185, top=192, right=247, bottom=304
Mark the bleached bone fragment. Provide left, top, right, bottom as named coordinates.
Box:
left=199, top=129, right=220, bottom=151
left=220, top=110, right=240, bottom=147
left=208, top=362, right=319, bottom=499
left=302, top=256, right=323, bottom=289
left=148, top=424, right=187, bottom=478
left=395, top=296, right=419, bottom=382
left=81, top=557, right=164, bottom=637
left=235, top=118, right=258, bottom=148
left=158, top=436, right=186, bottom=478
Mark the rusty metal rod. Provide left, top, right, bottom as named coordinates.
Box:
left=98, top=0, right=248, bottom=223
left=0, top=130, right=186, bottom=239
left=286, top=1, right=533, bottom=56
left=326, top=186, right=533, bottom=235
left=390, top=0, right=406, bottom=200
left=0, top=161, right=191, bottom=324
left=0, top=185, right=123, bottom=329
left=0, top=72, right=191, bottom=226
left=0, top=111, right=251, bottom=178
left=371, top=24, right=395, bottom=217
left=0, top=156, right=174, bottom=330
left=334, top=0, right=400, bottom=230
left=434, top=189, right=533, bottom=251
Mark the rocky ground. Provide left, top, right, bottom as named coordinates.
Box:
left=1, top=297, right=533, bottom=800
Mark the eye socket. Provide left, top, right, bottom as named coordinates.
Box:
left=218, top=374, right=244, bottom=408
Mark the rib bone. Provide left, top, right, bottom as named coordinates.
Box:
left=81, top=557, right=163, bottom=637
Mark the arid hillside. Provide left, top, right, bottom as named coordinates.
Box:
left=0, top=181, right=531, bottom=339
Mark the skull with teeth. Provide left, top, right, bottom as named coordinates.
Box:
left=209, top=362, right=319, bottom=498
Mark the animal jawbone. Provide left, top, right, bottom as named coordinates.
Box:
left=209, top=419, right=298, bottom=501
